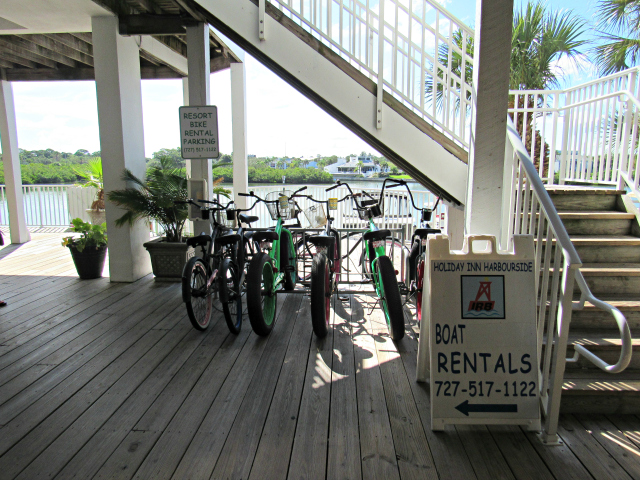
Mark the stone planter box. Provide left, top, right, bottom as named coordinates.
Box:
left=143, top=237, right=195, bottom=281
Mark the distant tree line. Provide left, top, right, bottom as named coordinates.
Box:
left=0, top=147, right=391, bottom=185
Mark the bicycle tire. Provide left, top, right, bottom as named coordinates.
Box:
left=183, top=257, right=213, bottom=331
left=281, top=234, right=296, bottom=291
left=247, top=252, right=277, bottom=336
left=310, top=253, right=330, bottom=338
left=376, top=255, right=405, bottom=341
left=330, top=228, right=341, bottom=284
left=408, top=240, right=420, bottom=284
left=220, top=258, right=243, bottom=334
left=361, top=236, right=405, bottom=280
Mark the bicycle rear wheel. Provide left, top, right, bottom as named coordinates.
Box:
left=310, top=253, right=330, bottom=338
left=416, top=254, right=425, bottom=323
left=376, top=255, right=405, bottom=341
left=220, top=258, right=243, bottom=334
left=247, top=252, right=277, bottom=336
left=183, top=257, right=213, bottom=331
left=281, top=234, right=297, bottom=291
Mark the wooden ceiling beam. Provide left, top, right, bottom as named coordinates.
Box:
left=139, top=50, right=160, bottom=65
left=0, top=59, right=14, bottom=69
left=70, top=32, right=92, bottom=44
left=22, top=35, right=94, bottom=67
left=0, top=52, right=37, bottom=69
left=2, top=36, right=76, bottom=68
left=119, top=14, right=197, bottom=35
left=125, top=0, right=164, bottom=14
left=0, top=38, right=57, bottom=68
left=44, top=33, right=93, bottom=57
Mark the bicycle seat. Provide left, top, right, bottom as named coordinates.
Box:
left=215, top=233, right=241, bottom=248
left=414, top=228, right=441, bottom=239
left=363, top=229, right=391, bottom=243
left=238, top=214, right=259, bottom=225
left=186, top=234, right=211, bottom=248
left=253, top=231, right=279, bottom=243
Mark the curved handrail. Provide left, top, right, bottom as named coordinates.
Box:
left=506, top=116, right=633, bottom=374
left=572, top=271, right=633, bottom=373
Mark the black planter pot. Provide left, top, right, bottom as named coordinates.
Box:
left=69, top=244, right=107, bottom=279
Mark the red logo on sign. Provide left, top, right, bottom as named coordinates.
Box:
left=468, top=281, right=495, bottom=312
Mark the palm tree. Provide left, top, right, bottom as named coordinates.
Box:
left=593, top=0, right=640, bottom=75
left=426, top=1, right=586, bottom=105
left=75, top=157, right=104, bottom=211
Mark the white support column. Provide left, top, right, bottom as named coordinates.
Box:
left=444, top=201, right=465, bottom=251
left=231, top=62, right=249, bottom=209
left=186, top=23, right=213, bottom=234
left=465, top=0, right=513, bottom=238
left=0, top=80, right=30, bottom=244
left=92, top=16, right=151, bottom=282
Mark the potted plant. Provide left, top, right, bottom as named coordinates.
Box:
left=107, top=156, right=232, bottom=281
left=62, top=218, right=108, bottom=279
left=75, top=158, right=105, bottom=225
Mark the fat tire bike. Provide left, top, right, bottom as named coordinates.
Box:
left=292, top=185, right=350, bottom=338
left=238, top=188, right=302, bottom=336
left=180, top=198, right=260, bottom=334
left=340, top=180, right=407, bottom=341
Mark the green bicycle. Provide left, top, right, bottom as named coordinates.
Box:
left=341, top=180, right=406, bottom=341
left=238, top=188, right=302, bottom=336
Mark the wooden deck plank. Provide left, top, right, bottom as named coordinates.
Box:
left=43, top=313, right=226, bottom=480
left=0, top=279, right=124, bottom=346
left=326, top=294, right=362, bottom=480
left=14, top=317, right=195, bottom=479
left=0, top=325, right=169, bottom=478
left=0, top=283, right=179, bottom=412
left=133, top=294, right=288, bottom=480
left=351, top=294, right=400, bottom=480
left=209, top=295, right=305, bottom=480
left=1, top=235, right=638, bottom=480
left=93, top=311, right=252, bottom=480
left=557, top=415, right=632, bottom=480
left=397, top=322, right=479, bottom=480
left=0, top=291, right=183, bottom=456
left=287, top=296, right=336, bottom=480
left=575, top=414, right=640, bottom=479
left=487, top=426, right=555, bottom=480
left=249, top=295, right=313, bottom=479
left=367, top=301, right=438, bottom=480
left=455, top=425, right=515, bottom=480
left=521, top=428, right=594, bottom=480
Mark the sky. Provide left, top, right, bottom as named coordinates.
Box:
left=4, top=0, right=608, bottom=159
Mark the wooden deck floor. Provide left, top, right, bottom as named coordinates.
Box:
left=2, top=233, right=640, bottom=479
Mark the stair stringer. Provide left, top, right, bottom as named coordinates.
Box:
left=191, top=0, right=469, bottom=204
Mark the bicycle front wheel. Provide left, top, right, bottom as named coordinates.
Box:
left=247, top=252, right=277, bottom=336
left=220, top=258, right=243, bottom=334
left=310, top=253, right=330, bottom=338
left=183, top=257, right=213, bottom=331
left=376, top=255, right=405, bottom=341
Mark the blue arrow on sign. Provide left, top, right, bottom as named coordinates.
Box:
left=455, top=400, right=518, bottom=416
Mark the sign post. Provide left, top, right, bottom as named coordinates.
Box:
left=179, top=106, right=220, bottom=159
left=417, top=234, right=541, bottom=431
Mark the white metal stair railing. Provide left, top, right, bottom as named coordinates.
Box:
left=503, top=116, right=632, bottom=444
left=508, top=67, right=640, bottom=196
left=267, top=0, right=474, bottom=148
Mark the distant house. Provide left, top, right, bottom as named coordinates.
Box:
left=303, top=160, right=318, bottom=169
left=269, top=157, right=292, bottom=169
left=324, top=155, right=383, bottom=178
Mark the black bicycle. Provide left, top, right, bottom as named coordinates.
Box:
left=180, top=198, right=259, bottom=334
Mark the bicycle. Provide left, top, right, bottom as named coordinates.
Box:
left=292, top=184, right=350, bottom=338
left=238, top=187, right=303, bottom=336
left=385, top=180, right=442, bottom=323
left=180, top=198, right=260, bottom=334
left=339, top=179, right=407, bottom=341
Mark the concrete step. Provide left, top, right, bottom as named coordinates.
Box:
left=561, top=370, right=640, bottom=414
left=546, top=187, right=624, bottom=212
left=544, top=263, right=640, bottom=295
left=538, top=236, right=640, bottom=263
